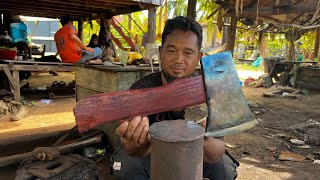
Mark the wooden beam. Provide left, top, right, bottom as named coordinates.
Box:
left=1, top=66, right=17, bottom=89
left=239, top=3, right=318, bottom=16
left=206, top=7, right=221, bottom=20
left=0, top=5, right=93, bottom=16
left=0, top=65, right=74, bottom=72
left=36, top=0, right=128, bottom=8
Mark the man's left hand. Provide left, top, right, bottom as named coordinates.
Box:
left=199, top=119, right=226, bottom=164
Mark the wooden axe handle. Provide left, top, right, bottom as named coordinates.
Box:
left=74, top=76, right=206, bottom=132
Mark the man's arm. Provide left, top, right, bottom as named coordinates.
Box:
left=116, top=116, right=151, bottom=157
left=70, top=33, right=94, bottom=53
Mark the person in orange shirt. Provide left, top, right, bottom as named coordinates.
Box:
left=54, top=16, right=102, bottom=64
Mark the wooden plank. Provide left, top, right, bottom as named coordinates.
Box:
left=75, top=66, right=118, bottom=93
left=0, top=60, right=74, bottom=66
left=0, top=65, right=74, bottom=72
left=74, top=76, right=206, bottom=132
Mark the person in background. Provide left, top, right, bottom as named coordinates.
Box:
left=54, top=16, right=102, bottom=64
left=87, top=34, right=101, bottom=48
left=10, top=15, right=32, bottom=59
left=102, top=41, right=115, bottom=62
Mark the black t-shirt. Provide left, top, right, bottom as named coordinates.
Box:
left=130, top=72, right=185, bottom=125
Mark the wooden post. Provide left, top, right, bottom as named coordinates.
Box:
left=314, top=27, right=320, bottom=60
left=78, top=18, right=84, bottom=41
left=227, top=15, right=237, bottom=55
left=222, top=16, right=229, bottom=45
left=187, top=0, right=197, bottom=20
left=12, top=71, right=20, bottom=102
left=147, top=7, right=157, bottom=43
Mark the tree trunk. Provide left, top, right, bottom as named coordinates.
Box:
left=314, top=27, right=320, bottom=60
left=187, top=0, right=197, bottom=20
left=288, top=39, right=295, bottom=61
left=258, top=32, right=268, bottom=57
left=227, top=15, right=237, bottom=55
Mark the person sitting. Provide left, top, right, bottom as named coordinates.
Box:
left=10, top=15, right=32, bottom=59
left=251, top=53, right=263, bottom=67
left=87, top=34, right=101, bottom=48
left=102, top=41, right=115, bottom=62
left=54, top=16, right=102, bottom=64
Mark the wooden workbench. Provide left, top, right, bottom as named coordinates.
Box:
left=0, top=59, right=74, bottom=101
left=75, top=64, right=161, bottom=101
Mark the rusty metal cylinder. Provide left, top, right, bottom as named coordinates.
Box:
left=149, top=120, right=205, bottom=180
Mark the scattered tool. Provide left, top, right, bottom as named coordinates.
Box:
left=0, top=135, right=102, bottom=167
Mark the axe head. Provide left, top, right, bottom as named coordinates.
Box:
left=201, top=51, right=258, bottom=137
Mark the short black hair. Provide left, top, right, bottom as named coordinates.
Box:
left=162, top=16, right=203, bottom=50
left=60, top=16, right=72, bottom=26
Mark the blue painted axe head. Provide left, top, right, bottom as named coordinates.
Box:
left=201, top=51, right=258, bottom=137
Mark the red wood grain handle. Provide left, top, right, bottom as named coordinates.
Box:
left=74, top=76, right=206, bottom=132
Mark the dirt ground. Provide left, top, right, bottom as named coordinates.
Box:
left=0, top=72, right=319, bottom=180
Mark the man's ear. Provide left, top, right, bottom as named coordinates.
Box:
left=197, top=51, right=203, bottom=62
left=159, top=46, right=163, bottom=61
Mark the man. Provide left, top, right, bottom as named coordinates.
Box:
left=111, top=16, right=238, bottom=180
left=54, top=16, right=102, bottom=64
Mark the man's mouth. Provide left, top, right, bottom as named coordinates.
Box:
left=170, top=66, right=184, bottom=72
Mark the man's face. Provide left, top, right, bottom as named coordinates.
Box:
left=160, top=30, right=202, bottom=83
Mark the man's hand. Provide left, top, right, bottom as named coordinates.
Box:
left=116, top=116, right=151, bottom=157
left=85, top=47, right=94, bottom=54
left=199, top=119, right=226, bottom=164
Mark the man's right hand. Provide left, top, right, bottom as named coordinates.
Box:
left=116, top=116, right=151, bottom=157
left=85, top=47, right=94, bottom=54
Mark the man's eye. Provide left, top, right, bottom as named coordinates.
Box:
left=185, top=52, right=193, bottom=55
left=168, top=49, right=175, bottom=53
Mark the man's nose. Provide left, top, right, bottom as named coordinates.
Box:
left=173, top=52, right=184, bottom=63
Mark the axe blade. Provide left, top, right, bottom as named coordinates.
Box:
left=201, top=51, right=258, bottom=137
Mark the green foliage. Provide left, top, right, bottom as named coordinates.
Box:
left=235, top=63, right=264, bottom=72
left=300, top=31, right=315, bottom=52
